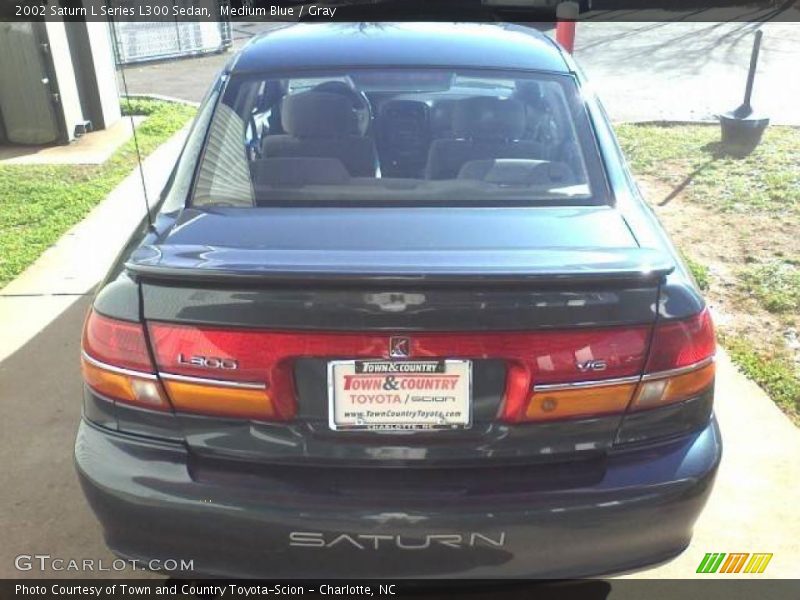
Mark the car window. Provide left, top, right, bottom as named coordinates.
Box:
left=192, top=69, right=608, bottom=207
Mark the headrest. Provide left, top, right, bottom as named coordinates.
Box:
left=281, top=91, right=354, bottom=138
left=514, top=81, right=545, bottom=108
left=452, top=97, right=526, bottom=140
left=252, top=158, right=350, bottom=188
left=313, top=81, right=359, bottom=105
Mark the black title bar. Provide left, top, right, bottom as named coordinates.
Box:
left=1, top=0, right=800, bottom=22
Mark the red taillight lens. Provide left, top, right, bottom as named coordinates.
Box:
left=81, top=310, right=170, bottom=411
left=148, top=323, right=297, bottom=421
left=644, top=309, right=715, bottom=373
left=82, top=311, right=153, bottom=372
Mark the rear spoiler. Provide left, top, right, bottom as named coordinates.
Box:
left=126, top=245, right=674, bottom=286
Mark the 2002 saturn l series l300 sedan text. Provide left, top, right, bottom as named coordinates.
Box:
left=75, top=23, right=721, bottom=579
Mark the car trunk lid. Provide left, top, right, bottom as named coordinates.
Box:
left=133, top=206, right=671, bottom=465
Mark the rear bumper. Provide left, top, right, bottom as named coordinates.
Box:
left=75, top=417, right=721, bottom=579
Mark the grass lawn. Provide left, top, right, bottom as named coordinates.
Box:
left=0, top=98, right=196, bottom=288
left=617, top=124, right=799, bottom=214
left=616, top=123, right=800, bottom=421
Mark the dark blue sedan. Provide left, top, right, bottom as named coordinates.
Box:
left=75, top=23, right=720, bottom=578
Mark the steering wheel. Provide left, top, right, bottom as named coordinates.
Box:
left=312, top=81, right=372, bottom=136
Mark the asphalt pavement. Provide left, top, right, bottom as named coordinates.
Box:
left=0, top=295, right=133, bottom=579
left=574, top=22, right=800, bottom=124
left=121, top=21, right=800, bottom=124
left=119, top=22, right=287, bottom=101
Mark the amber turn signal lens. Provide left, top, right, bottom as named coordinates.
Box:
left=631, top=361, right=715, bottom=411
left=81, top=356, right=170, bottom=411
left=525, top=382, right=637, bottom=422
left=162, top=379, right=276, bottom=421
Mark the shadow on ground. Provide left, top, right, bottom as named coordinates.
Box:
left=0, top=295, right=145, bottom=578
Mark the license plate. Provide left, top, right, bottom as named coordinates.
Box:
left=328, top=360, right=472, bottom=432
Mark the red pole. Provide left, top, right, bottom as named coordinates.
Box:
left=555, top=2, right=580, bottom=54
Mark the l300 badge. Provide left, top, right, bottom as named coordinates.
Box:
left=177, top=354, right=239, bottom=370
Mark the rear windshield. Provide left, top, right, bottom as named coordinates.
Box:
left=192, top=69, right=608, bottom=207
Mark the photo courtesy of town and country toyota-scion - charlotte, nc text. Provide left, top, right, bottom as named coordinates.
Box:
left=14, top=2, right=339, bottom=18
left=14, top=583, right=392, bottom=597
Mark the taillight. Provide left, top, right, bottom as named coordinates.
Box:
left=511, top=309, right=715, bottom=424
left=523, top=380, right=637, bottom=422
left=149, top=323, right=650, bottom=424
left=616, top=310, right=716, bottom=444
left=630, top=309, right=716, bottom=411
left=81, top=311, right=170, bottom=411
left=631, top=362, right=715, bottom=410
left=160, top=378, right=274, bottom=421
left=139, top=313, right=714, bottom=428
left=82, top=311, right=152, bottom=371
left=641, top=309, right=715, bottom=373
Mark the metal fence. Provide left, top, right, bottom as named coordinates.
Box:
left=112, top=1, right=232, bottom=65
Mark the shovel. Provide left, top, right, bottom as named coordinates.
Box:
left=719, top=29, right=769, bottom=152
